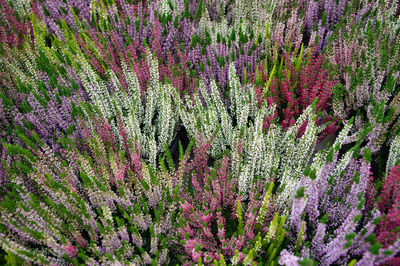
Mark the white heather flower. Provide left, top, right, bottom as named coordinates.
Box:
left=386, top=135, right=400, bottom=176
left=239, top=162, right=251, bottom=195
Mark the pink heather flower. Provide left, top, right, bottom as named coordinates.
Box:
left=379, top=166, right=400, bottom=213
left=201, top=214, right=212, bottom=224
left=115, top=165, right=126, bottom=186
left=63, top=242, right=78, bottom=258
left=377, top=165, right=400, bottom=248
left=181, top=202, right=194, bottom=217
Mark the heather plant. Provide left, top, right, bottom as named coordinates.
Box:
left=326, top=0, right=400, bottom=150
left=0, top=40, right=88, bottom=145
left=226, top=0, right=342, bottom=58
left=0, top=142, right=10, bottom=191
left=302, top=0, right=377, bottom=53
left=175, top=63, right=331, bottom=201
left=33, top=0, right=91, bottom=38
left=34, top=0, right=268, bottom=92
left=175, top=63, right=259, bottom=157
left=0, top=91, right=12, bottom=188
left=253, top=0, right=383, bottom=55
left=78, top=45, right=179, bottom=167
left=0, top=121, right=194, bottom=264
left=214, top=0, right=303, bottom=60
left=186, top=38, right=338, bottom=141
left=356, top=142, right=400, bottom=265
left=187, top=26, right=263, bottom=91
left=280, top=156, right=382, bottom=265
left=280, top=156, right=390, bottom=265
left=28, top=16, right=180, bottom=166
left=267, top=0, right=305, bottom=56
left=176, top=135, right=287, bottom=264
left=0, top=0, right=191, bottom=189
left=367, top=136, right=400, bottom=257
left=259, top=44, right=338, bottom=139
left=29, top=0, right=292, bottom=98
left=176, top=63, right=345, bottom=212
left=376, top=164, right=400, bottom=250
left=0, top=26, right=89, bottom=187
left=175, top=109, right=392, bottom=265
left=0, top=0, right=32, bottom=48
left=32, top=0, right=199, bottom=94
left=190, top=0, right=268, bottom=87
left=277, top=133, right=400, bottom=265
left=0, top=249, right=25, bottom=265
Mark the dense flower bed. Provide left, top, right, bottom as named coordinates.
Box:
left=0, top=0, right=399, bottom=265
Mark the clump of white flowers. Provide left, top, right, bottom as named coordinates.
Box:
left=386, top=135, right=400, bottom=176
left=175, top=63, right=259, bottom=158
left=174, top=63, right=331, bottom=200
left=51, top=21, right=179, bottom=167
left=87, top=48, right=178, bottom=167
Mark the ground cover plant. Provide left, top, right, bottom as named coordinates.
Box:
left=0, top=0, right=400, bottom=265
